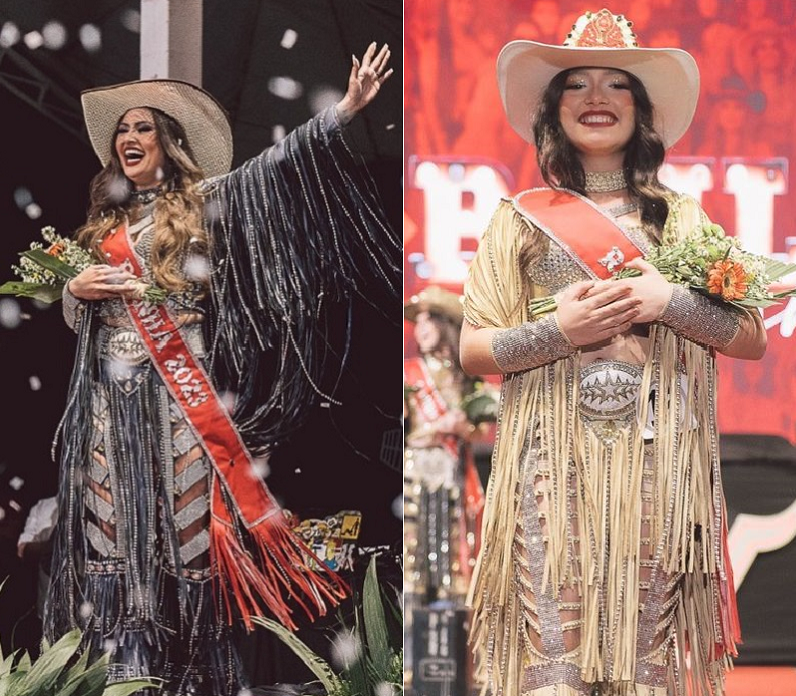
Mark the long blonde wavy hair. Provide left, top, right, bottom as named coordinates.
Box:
left=75, top=108, right=209, bottom=293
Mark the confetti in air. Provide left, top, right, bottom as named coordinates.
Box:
left=0, top=22, right=21, bottom=48
left=25, top=203, right=43, bottom=220
left=0, top=299, right=23, bottom=329
left=267, top=76, right=304, bottom=100
left=108, top=175, right=131, bottom=204
left=23, top=31, right=44, bottom=50
left=391, top=494, right=402, bottom=519
left=9, top=477, right=24, bottom=491
left=280, top=28, right=298, bottom=49
left=121, top=9, right=141, bottom=34
left=220, top=391, right=238, bottom=413
left=308, top=86, right=344, bottom=115
left=184, top=254, right=210, bottom=282
left=13, top=187, right=33, bottom=210
left=42, top=21, right=67, bottom=50
left=251, top=457, right=271, bottom=480
left=375, top=683, right=396, bottom=696
left=79, top=601, right=95, bottom=620
left=330, top=630, right=361, bottom=670
left=79, top=23, right=102, bottom=52
left=29, top=375, right=42, bottom=391
left=272, top=125, right=286, bottom=143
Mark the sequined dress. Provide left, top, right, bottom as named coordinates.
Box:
left=464, top=192, right=739, bottom=696
left=44, top=107, right=400, bottom=695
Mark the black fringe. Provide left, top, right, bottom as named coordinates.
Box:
left=203, top=107, right=401, bottom=454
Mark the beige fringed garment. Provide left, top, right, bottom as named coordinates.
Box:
left=464, top=193, right=736, bottom=696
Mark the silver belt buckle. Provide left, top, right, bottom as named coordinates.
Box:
left=105, top=327, right=149, bottom=365
left=579, top=360, right=643, bottom=420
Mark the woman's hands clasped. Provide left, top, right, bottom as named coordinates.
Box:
left=335, top=42, right=393, bottom=124
left=67, top=264, right=139, bottom=301
left=555, top=258, right=673, bottom=346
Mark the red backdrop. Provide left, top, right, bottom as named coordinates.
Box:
left=405, top=0, right=796, bottom=444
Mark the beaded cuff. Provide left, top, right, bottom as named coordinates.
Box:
left=658, top=285, right=740, bottom=349
left=62, top=281, right=86, bottom=333
left=491, top=314, right=576, bottom=373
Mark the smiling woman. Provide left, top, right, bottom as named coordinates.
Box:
left=42, top=44, right=400, bottom=696
left=459, top=8, right=766, bottom=696
left=114, top=108, right=167, bottom=189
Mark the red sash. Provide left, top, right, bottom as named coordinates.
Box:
left=100, top=226, right=346, bottom=630
left=404, top=355, right=486, bottom=570
left=404, top=356, right=457, bottom=458
left=514, top=188, right=643, bottom=278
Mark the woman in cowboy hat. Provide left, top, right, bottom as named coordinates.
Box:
left=460, top=9, right=765, bottom=696
left=403, top=285, right=488, bottom=685
left=44, top=43, right=398, bottom=695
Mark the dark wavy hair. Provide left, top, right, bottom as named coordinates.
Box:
left=532, top=67, right=669, bottom=229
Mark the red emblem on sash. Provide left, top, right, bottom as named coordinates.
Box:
left=514, top=188, right=643, bottom=279
left=100, top=226, right=346, bottom=630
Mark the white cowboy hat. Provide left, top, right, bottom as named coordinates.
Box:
left=404, top=285, right=464, bottom=325
left=81, top=79, right=233, bottom=178
left=497, top=8, right=700, bottom=149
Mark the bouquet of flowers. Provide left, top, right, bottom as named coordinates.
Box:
left=529, top=222, right=796, bottom=317
left=460, top=379, right=500, bottom=426
left=0, top=226, right=166, bottom=304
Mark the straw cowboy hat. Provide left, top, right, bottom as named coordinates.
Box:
left=497, top=7, right=700, bottom=149
left=404, top=285, right=464, bottom=325
left=81, top=79, right=233, bottom=178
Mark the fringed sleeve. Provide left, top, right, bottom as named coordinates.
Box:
left=202, top=106, right=401, bottom=454
left=462, top=198, right=534, bottom=329
left=463, top=199, right=551, bottom=694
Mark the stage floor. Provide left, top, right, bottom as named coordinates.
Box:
left=406, top=665, right=796, bottom=695
left=726, top=666, right=796, bottom=695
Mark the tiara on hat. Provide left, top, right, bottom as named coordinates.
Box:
left=564, top=8, right=638, bottom=49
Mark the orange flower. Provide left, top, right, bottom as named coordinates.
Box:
left=707, top=259, right=748, bottom=301
left=46, top=243, right=65, bottom=257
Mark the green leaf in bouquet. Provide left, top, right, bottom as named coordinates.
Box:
left=761, top=257, right=796, bottom=282
left=461, top=391, right=499, bottom=425
left=732, top=297, right=781, bottom=309
left=0, top=280, right=65, bottom=303
left=21, top=248, right=80, bottom=280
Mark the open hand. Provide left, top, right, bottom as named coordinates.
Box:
left=67, top=264, right=139, bottom=301
left=336, top=42, right=393, bottom=124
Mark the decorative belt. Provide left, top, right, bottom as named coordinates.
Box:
left=98, top=323, right=206, bottom=365
left=579, top=359, right=644, bottom=420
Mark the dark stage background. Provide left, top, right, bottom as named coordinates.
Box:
left=0, top=0, right=402, bottom=688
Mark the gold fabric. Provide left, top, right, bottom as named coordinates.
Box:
left=463, top=193, right=736, bottom=696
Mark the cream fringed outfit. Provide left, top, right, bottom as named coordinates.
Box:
left=463, top=192, right=742, bottom=696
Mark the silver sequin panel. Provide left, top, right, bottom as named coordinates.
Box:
left=579, top=360, right=644, bottom=420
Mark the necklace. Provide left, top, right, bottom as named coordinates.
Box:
left=604, top=201, right=638, bottom=218
left=130, top=187, right=163, bottom=204
left=585, top=170, right=627, bottom=193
